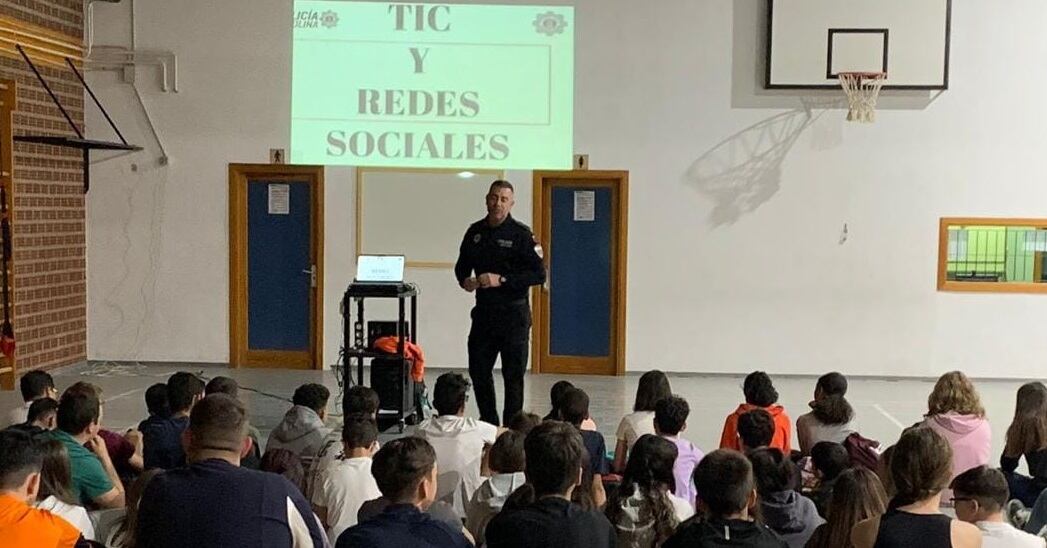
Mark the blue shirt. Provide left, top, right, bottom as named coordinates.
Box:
left=136, top=458, right=325, bottom=548
left=337, top=504, right=471, bottom=548
left=139, top=415, right=188, bottom=470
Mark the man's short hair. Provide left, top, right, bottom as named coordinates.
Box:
left=951, top=465, right=1009, bottom=512
left=0, top=430, right=42, bottom=491
left=345, top=386, right=380, bottom=416
left=654, top=395, right=690, bottom=436
left=811, top=441, right=851, bottom=482
left=743, top=371, right=779, bottom=407
left=19, top=370, right=54, bottom=402
left=188, top=394, right=248, bottom=453
left=489, top=431, right=526, bottom=474
left=433, top=373, right=470, bottom=416
left=145, top=383, right=171, bottom=417
left=56, top=388, right=100, bottom=435
left=168, top=372, right=205, bottom=413
left=489, top=179, right=514, bottom=193
left=525, top=421, right=584, bottom=497
left=737, top=408, right=775, bottom=449
left=507, top=411, right=542, bottom=435
left=205, top=376, right=239, bottom=399
left=559, top=388, right=589, bottom=427
left=26, top=397, right=58, bottom=424
left=371, top=437, right=437, bottom=503
left=695, top=449, right=754, bottom=516
left=342, top=413, right=379, bottom=450
left=292, top=383, right=330, bottom=414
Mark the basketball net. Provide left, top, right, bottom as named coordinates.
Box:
left=839, top=72, right=887, bottom=123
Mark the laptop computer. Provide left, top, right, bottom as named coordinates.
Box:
left=355, top=255, right=405, bottom=284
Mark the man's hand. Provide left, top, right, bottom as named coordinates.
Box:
left=477, top=273, right=502, bottom=288
left=125, top=429, right=143, bottom=453
left=461, top=277, right=479, bottom=292
left=86, top=434, right=113, bottom=464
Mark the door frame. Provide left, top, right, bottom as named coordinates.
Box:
left=531, top=170, right=628, bottom=376
left=228, top=163, right=325, bottom=369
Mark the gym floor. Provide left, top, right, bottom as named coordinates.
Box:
left=0, top=362, right=1032, bottom=473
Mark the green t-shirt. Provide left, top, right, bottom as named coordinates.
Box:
left=50, top=429, right=113, bottom=505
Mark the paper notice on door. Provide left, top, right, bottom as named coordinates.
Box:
left=573, top=190, right=595, bottom=222
left=268, top=184, right=290, bottom=215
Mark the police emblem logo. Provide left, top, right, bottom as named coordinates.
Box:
left=473, top=234, right=481, bottom=244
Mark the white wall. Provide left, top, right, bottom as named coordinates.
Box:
left=85, top=0, right=1047, bottom=379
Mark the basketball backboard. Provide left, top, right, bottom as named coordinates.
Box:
left=765, top=0, right=951, bottom=90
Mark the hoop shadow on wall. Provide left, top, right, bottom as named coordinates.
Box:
left=685, top=108, right=820, bottom=227
left=731, top=0, right=942, bottom=111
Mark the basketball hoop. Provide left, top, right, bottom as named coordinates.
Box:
left=838, top=72, right=887, bottom=123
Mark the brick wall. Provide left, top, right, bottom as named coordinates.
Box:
left=0, top=1, right=86, bottom=373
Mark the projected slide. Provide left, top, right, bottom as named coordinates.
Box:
left=291, top=1, right=574, bottom=169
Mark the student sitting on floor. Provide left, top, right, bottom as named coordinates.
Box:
left=851, top=427, right=981, bottom=548
left=747, top=447, right=824, bottom=548
left=337, top=436, right=472, bottom=548
left=267, top=383, right=333, bottom=461
left=606, top=434, right=694, bottom=548
left=614, top=370, right=673, bottom=473
left=951, top=465, right=1045, bottom=548
left=795, top=372, right=857, bottom=456
left=49, top=384, right=125, bottom=509
left=921, top=371, right=991, bottom=501
left=34, top=439, right=95, bottom=541
left=804, top=467, right=887, bottom=548
left=466, top=430, right=527, bottom=546
left=806, top=441, right=851, bottom=518
left=654, top=395, right=704, bottom=508
left=543, top=380, right=597, bottom=431
left=1001, top=382, right=1047, bottom=507
left=204, top=376, right=262, bottom=468
left=416, top=372, right=498, bottom=508
left=2, top=370, right=58, bottom=429
left=720, top=371, right=792, bottom=454
left=485, top=421, right=615, bottom=548
left=0, top=430, right=87, bottom=548
left=308, top=386, right=380, bottom=501
left=135, top=394, right=325, bottom=547
left=663, top=449, right=787, bottom=548
left=141, top=372, right=204, bottom=470
left=313, top=413, right=382, bottom=544
left=560, top=387, right=608, bottom=508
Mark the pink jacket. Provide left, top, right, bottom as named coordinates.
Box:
left=924, top=412, right=991, bottom=484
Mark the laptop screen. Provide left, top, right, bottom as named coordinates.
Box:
left=356, top=255, right=405, bottom=283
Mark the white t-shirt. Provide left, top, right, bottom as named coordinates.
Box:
left=977, top=521, right=1046, bottom=548
left=670, top=493, right=695, bottom=523
left=312, top=457, right=382, bottom=544
left=2, top=402, right=30, bottom=429
left=416, top=415, right=498, bottom=505
left=616, top=411, right=656, bottom=450
left=35, top=495, right=95, bottom=541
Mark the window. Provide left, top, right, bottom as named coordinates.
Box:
left=938, top=218, right=1047, bottom=293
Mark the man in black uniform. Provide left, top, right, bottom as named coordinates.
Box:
left=454, top=180, right=546, bottom=426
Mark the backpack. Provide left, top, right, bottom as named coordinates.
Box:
left=844, top=432, right=882, bottom=470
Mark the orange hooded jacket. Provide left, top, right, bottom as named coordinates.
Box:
left=719, top=403, right=793, bottom=453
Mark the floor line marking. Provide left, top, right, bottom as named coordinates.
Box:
left=873, top=403, right=906, bottom=430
